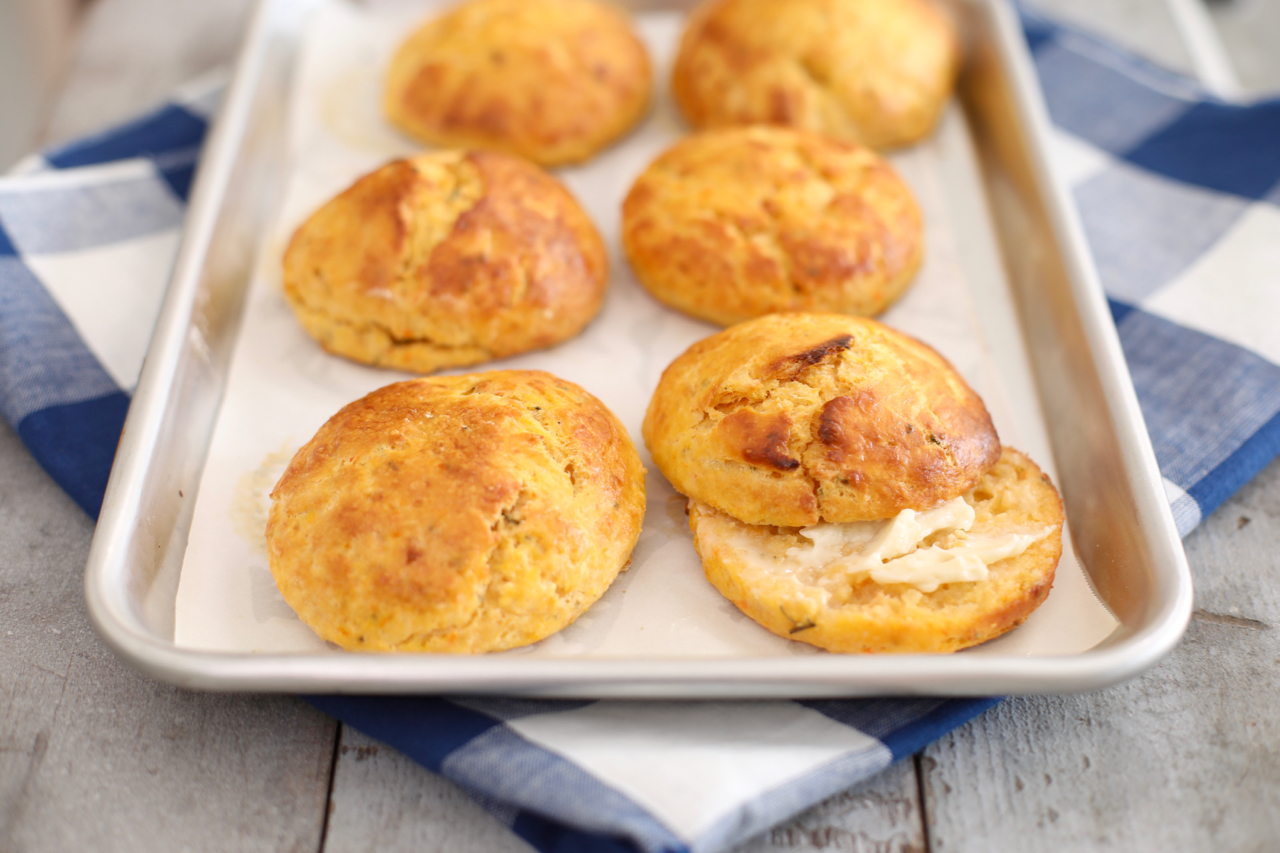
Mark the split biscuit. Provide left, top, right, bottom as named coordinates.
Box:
left=282, top=150, right=607, bottom=374
left=643, top=313, right=1001, bottom=528
left=690, top=446, right=1064, bottom=653
left=644, top=313, right=1064, bottom=653
left=672, top=0, right=961, bottom=150
left=266, top=370, right=646, bottom=653
left=622, top=127, right=922, bottom=325
left=384, top=0, right=653, bottom=166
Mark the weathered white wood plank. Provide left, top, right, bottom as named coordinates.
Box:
left=921, top=1, right=1280, bottom=849
left=0, top=420, right=340, bottom=852
left=731, top=759, right=925, bottom=853
left=921, top=456, right=1280, bottom=851
left=323, top=726, right=925, bottom=853
left=323, top=727, right=536, bottom=853
left=1, top=0, right=342, bottom=848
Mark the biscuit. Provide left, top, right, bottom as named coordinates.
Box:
left=266, top=370, right=646, bottom=653
left=282, top=150, right=607, bottom=374
left=690, top=446, right=1064, bottom=653
left=642, top=313, right=1000, bottom=527
left=384, top=0, right=652, bottom=167
left=622, top=127, right=922, bottom=325
left=672, top=0, right=961, bottom=150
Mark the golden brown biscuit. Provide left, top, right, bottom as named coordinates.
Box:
left=690, top=447, right=1064, bottom=653
left=622, top=127, right=922, bottom=325
left=266, top=370, right=646, bottom=653
left=282, top=150, right=607, bottom=374
left=672, top=0, right=961, bottom=150
left=642, top=313, right=1000, bottom=527
left=384, top=0, right=652, bottom=167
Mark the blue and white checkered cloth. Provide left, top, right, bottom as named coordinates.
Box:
left=1, top=81, right=221, bottom=519
left=3, top=11, right=1278, bottom=853
left=1022, top=8, right=1280, bottom=535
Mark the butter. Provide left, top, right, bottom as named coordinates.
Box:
left=783, top=497, right=1052, bottom=593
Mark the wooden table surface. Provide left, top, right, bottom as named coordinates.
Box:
left=3, top=0, right=1279, bottom=850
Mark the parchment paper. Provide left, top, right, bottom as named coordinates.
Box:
left=173, top=0, right=1118, bottom=657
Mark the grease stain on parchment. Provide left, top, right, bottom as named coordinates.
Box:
left=230, top=444, right=300, bottom=624
left=320, top=62, right=417, bottom=157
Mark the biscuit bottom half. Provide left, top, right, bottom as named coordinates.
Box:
left=688, top=447, right=1064, bottom=653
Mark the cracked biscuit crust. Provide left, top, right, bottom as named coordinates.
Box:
left=266, top=370, right=646, bottom=653
left=384, top=0, right=652, bottom=167
left=642, top=313, right=1000, bottom=527
left=672, top=0, right=960, bottom=150
left=691, top=447, right=1063, bottom=653
left=622, top=127, right=922, bottom=325
left=281, top=150, right=607, bottom=374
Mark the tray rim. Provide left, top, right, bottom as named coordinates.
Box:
left=83, top=0, right=1194, bottom=697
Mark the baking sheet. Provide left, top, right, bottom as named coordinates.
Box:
left=172, top=0, right=1118, bottom=658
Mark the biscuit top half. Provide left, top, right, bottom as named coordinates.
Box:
left=672, top=0, right=961, bottom=150
left=643, top=313, right=1000, bottom=527
left=384, top=0, right=652, bottom=166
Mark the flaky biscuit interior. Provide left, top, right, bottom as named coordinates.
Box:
left=690, top=447, right=1064, bottom=653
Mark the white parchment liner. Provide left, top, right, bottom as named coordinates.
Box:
left=174, top=0, right=1118, bottom=658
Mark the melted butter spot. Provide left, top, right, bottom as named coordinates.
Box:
left=320, top=62, right=419, bottom=157
left=712, top=496, right=1053, bottom=596
left=230, top=443, right=298, bottom=558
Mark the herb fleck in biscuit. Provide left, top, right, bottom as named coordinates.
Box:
left=282, top=150, right=607, bottom=374
left=644, top=313, right=1063, bottom=653
left=622, top=127, right=922, bottom=325
left=384, top=0, right=652, bottom=166
left=672, top=0, right=961, bottom=150
left=267, top=371, right=646, bottom=653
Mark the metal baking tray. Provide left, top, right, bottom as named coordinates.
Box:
left=84, top=0, right=1193, bottom=696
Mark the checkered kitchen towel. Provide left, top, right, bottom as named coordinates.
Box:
left=3, top=10, right=1278, bottom=853
left=1022, top=7, right=1280, bottom=535
left=1, top=80, right=221, bottom=519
